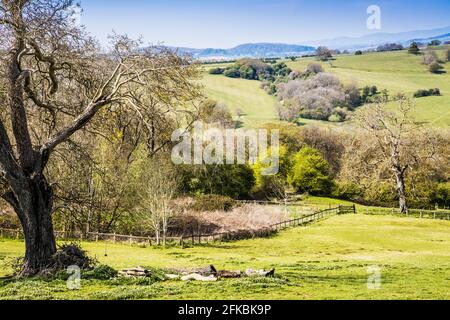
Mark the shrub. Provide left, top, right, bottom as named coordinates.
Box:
left=408, top=42, right=420, bottom=55
left=361, top=85, right=378, bottom=103
left=355, top=50, right=363, bottom=55
left=376, top=43, right=403, bottom=52
left=83, top=265, right=118, bottom=280
left=446, top=48, right=450, bottom=62
left=430, top=183, right=450, bottom=208
left=223, top=67, right=240, bottom=78
left=429, top=61, right=444, bottom=74
left=413, top=88, right=441, bottom=98
left=209, top=67, right=224, bottom=75
left=277, top=73, right=348, bottom=121
left=306, top=63, right=323, bottom=75
left=428, top=40, right=441, bottom=46
left=315, top=46, right=332, bottom=61
left=423, top=50, right=438, bottom=65
left=288, top=147, right=334, bottom=196
left=191, top=195, right=238, bottom=212
left=178, top=164, right=255, bottom=199
left=344, top=83, right=362, bottom=109
left=198, top=99, right=234, bottom=128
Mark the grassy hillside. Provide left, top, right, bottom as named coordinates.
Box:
left=1, top=214, right=449, bottom=299
left=201, top=72, right=279, bottom=128
left=201, top=47, right=450, bottom=128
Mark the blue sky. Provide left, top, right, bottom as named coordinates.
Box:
left=80, top=0, right=450, bottom=48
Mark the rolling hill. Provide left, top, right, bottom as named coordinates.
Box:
left=173, top=43, right=316, bottom=59
left=201, top=47, right=450, bottom=128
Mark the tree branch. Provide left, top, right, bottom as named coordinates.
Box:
left=40, top=98, right=114, bottom=162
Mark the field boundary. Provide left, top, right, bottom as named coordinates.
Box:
left=0, top=205, right=356, bottom=246
left=358, top=206, right=450, bottom=220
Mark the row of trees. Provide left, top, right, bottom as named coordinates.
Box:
left=257, top=97, right=449, bottom=213
left=209, top=58, right=291, bottom=81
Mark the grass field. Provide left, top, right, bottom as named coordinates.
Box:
left=1, top=214, right=449, bottom=300
left=201, top=47, right=450, bottom=128
left=201, top=73, right=279, bottom=127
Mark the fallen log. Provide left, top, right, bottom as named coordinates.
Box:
left=119, top=267, right=151, bottom=277
left=181, top=273, right=217, bottom=282
left=169, top=265, right=218, bottom=276
left=217, top=270, right=241, bottom=278
left=245, top=268, right=275, bottom=277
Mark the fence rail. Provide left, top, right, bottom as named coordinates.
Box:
left=359, top=206, right=450, bottom=220
left=3, top=203, right=449, bottom=247
left=180, top=204, right=356, bottom=246
left=0, top=205, right=355, bottom=246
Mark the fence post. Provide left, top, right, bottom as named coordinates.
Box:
left=129, top=234, right=132, bottom=246
left=113, top=233, right=116, bottom=243
left=433, top=213, right=436, bottom=220
left=95, top=234, right=99, bottom=242
left=16, top=230, right=19, bottom=239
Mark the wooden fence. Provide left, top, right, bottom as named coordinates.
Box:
left=0, top=205, right=355, bottom=246
left=359, top=206, right=450, bottom=220
left=179, top=205, right=356, bottom=246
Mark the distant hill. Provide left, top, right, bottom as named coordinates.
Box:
left=407, top=33, right=450, bottom=45
left=171, top=43, right=316, bottom=60
left=306, top=26, right=450, bottom=50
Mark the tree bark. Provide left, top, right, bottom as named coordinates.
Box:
left=9, top=174, right=57, bottom=276
left=393, top=168, right=408, bottom=214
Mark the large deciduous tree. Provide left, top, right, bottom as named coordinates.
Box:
left=0, top=0, right=200, bottom=275
left=356, top=95, right=437, bottom=213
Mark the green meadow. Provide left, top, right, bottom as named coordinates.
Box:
left=1, top=213, right=449, bottom=300
left=201, top=47, right=450, bottom=128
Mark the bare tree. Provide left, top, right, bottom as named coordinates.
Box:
left=136, top=159, right=178, bottom=245
left=0, top=0, right=200, bottom=275
left=356, top=95, right=420, bottom=213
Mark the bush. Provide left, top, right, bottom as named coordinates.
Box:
left=288, top=147, right=334, bottom=196
left=376, top=43, right=403, bottom=52
left=408, top=42, right=420, bottom=55
left=306, top=63, right=323, bottom=75
left=423, top=50, right=438, bottom=65
left=428, top=40, right=441, bottom=46
left=277, top=73, right=347, bottom=121
left=223, top=67, right=240, bottom=78
left=413, top=88, right=441, bottom=98
left=209, top=67, right=224, bottom=75
left=446, top=48, right=450, bottom=62
left=191, top=195, right=238, bottom=212
left=429, top=61, right=444, bottom=74
left=315, top=46, right=332, bottom=61
left=83, top=265, right=118, bottom=280
left=178, top=164, right=255, bottom=199
left=430, top=183, right=450, bottom=208
left=361, top=85, right=378, bottom=103
left=355, top=50, right=363, bottom=55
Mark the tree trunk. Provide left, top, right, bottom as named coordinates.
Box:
left=13, top=175, right=57, bottom=276
left=394, top=169, right=408, bottom=214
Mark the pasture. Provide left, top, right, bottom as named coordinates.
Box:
left=201, top=47, right=450, bottom=128
left=1, top=213, right=449, bottom=300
